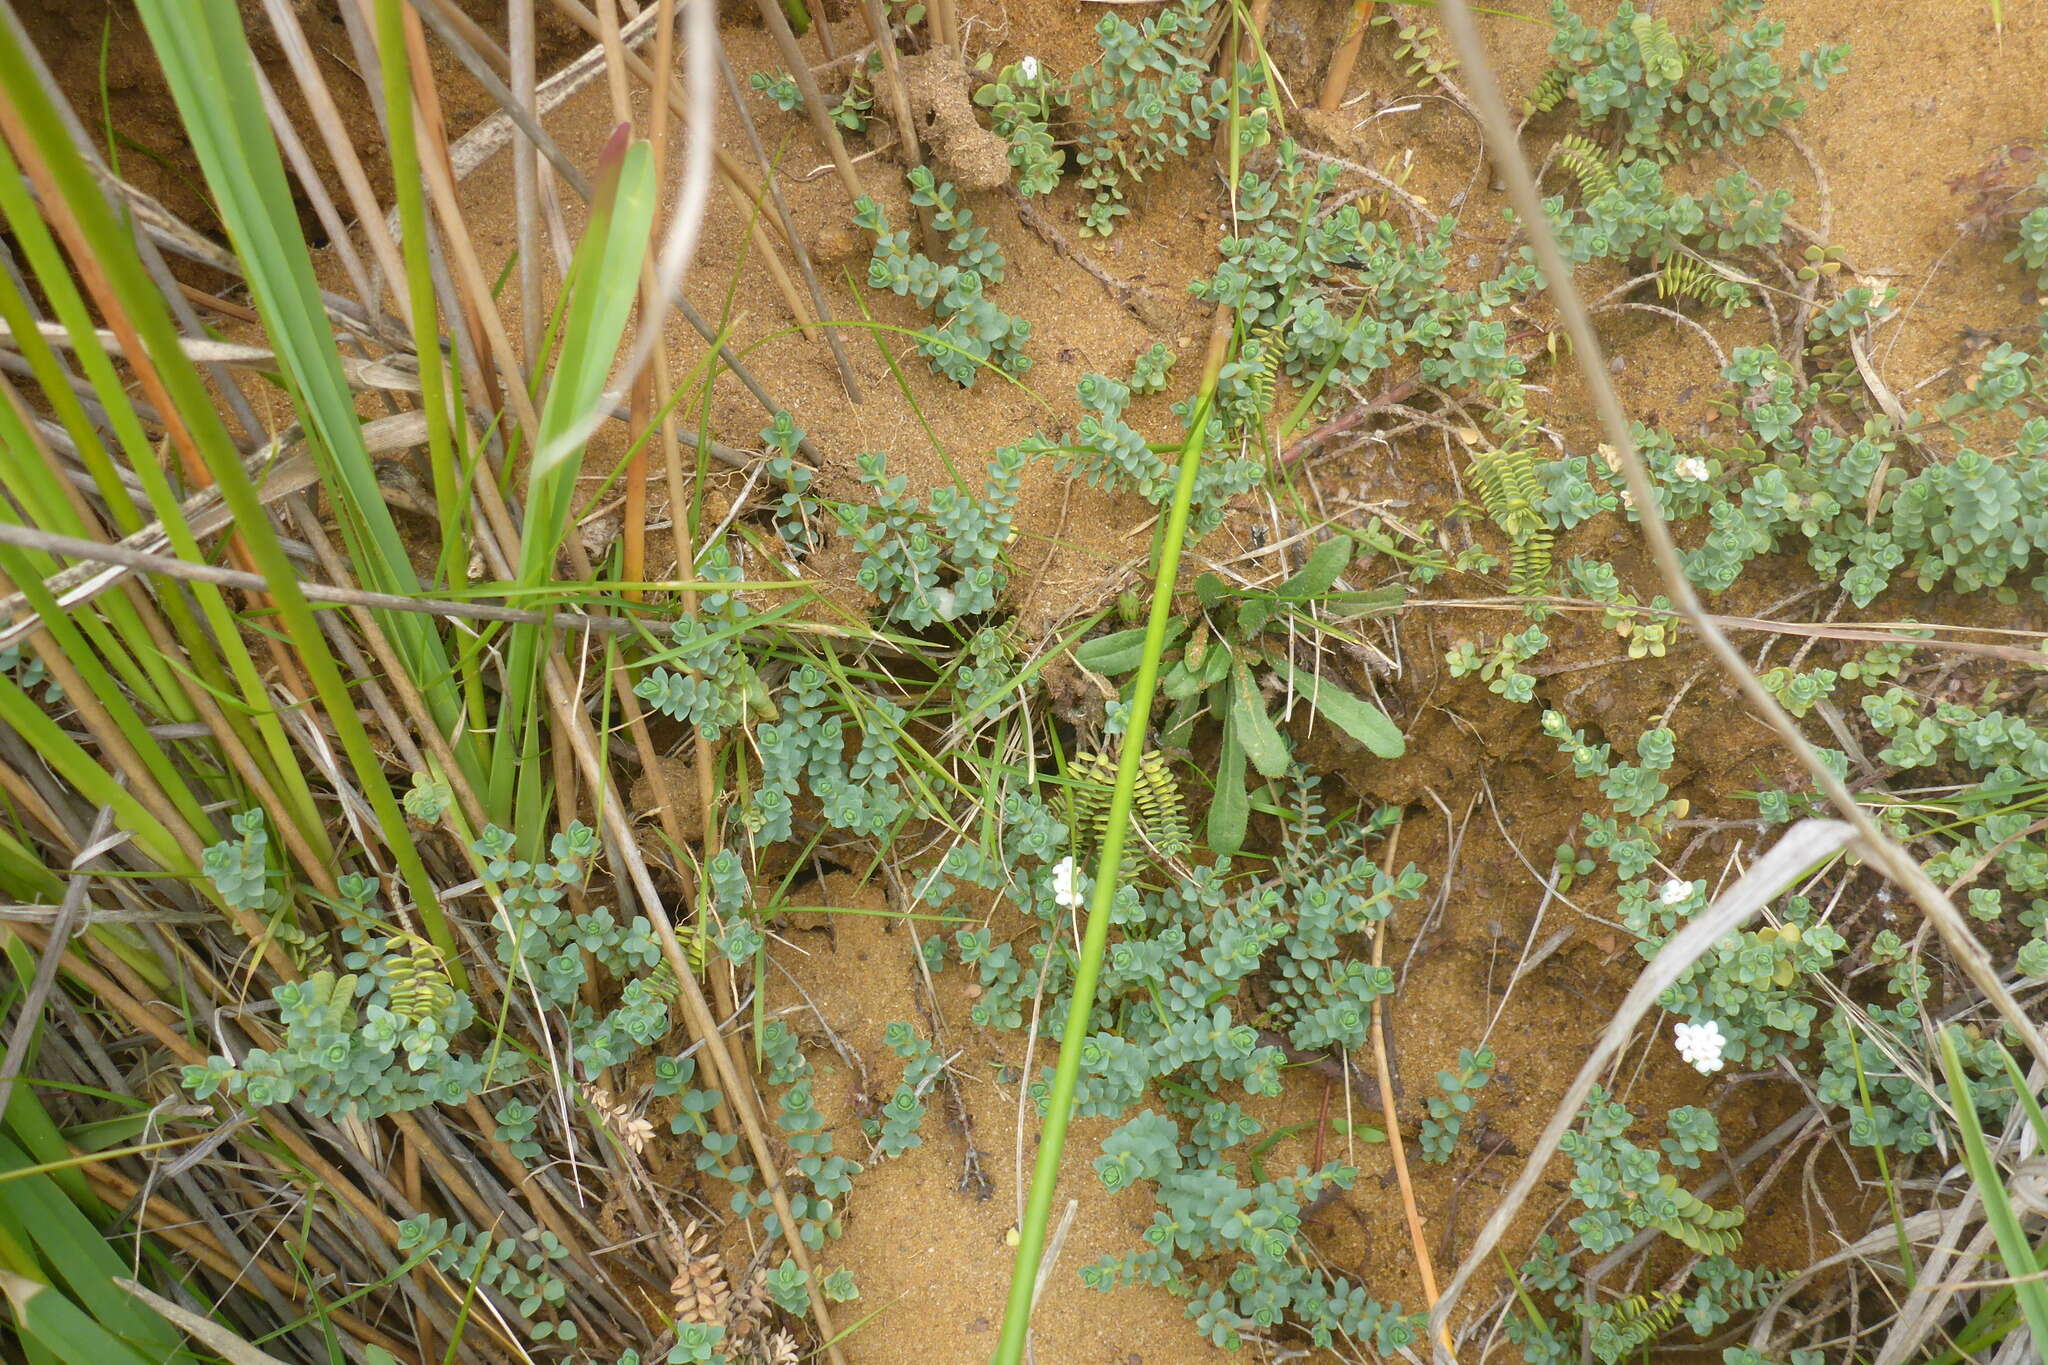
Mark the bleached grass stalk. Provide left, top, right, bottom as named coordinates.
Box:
left=513, top=0, right=540, bottom=357
left=1429, top=818, right=1857, bottom=1355
left=117, top=1278, right=290, bottom=1365
left=1434, top=0, right=2048, bottom=1080
left=0, top=520, right=799, bottom=636
left=714, top=27, right=864, bottom=399
left=1368, top=846, right=1451, bottom=1351
left=928, top=0, right=961, bottom=52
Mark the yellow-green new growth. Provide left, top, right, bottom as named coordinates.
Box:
left=1067, top=748, right=1192, bottom=862
left=1467, top=445, right=1554, bottom=595
left=1645, top=1174, right=1746, bottom=1256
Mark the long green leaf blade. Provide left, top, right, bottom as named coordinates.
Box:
left=1938, top=1026, right=2048, bottom=1352
left=1266, top=653, right=1406, bottom=758
left=0, top=1271, right=159, bottom=1365
left=1274, top=533, right=1351, bottom=599
left=1209, top=722, right=1248, bottom=855
left=1229, top=658, right=1291, bottom=779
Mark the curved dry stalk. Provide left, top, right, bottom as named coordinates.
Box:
left=1867, top=1201, right=1999, bottom=1365
left=1428, top=819, right=1856, bottom=1353
left=513, top=0, right=541, bottom=358
left=250, top=59, right=381, bottom=316
left=0, top=806, right=112, bottom=1121
left=4, top=318, right=419, bottom=383
left=119, top=1277, right=293, bottom=1365
left=1370, top=888, right=1450, bottom=1351
left=411, top=0, right=806, bottom=351
left=97, top=1206, right=407, bottom=1356
left=630, top=2, right=724, bottom=879
left=527, top=3, right=820, bottom=463
left=440, top=0, right=787, bottom=260
left=259, top=0, right=413, bottom=325
left=1432, top=0, right=2048, bottom=1090
left=593, top=0, right=717, bottom=451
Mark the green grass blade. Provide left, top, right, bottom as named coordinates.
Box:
left=0, top=137, right=331, bottom=861
left=133, top=3, right=444, bottom=627
left=0, top=545, right=213, bottom=839
left=0, top=1133, right=183, bottom=1360
left=0, top=7, right=455, bottom=968
left=992, top=366, right=1229, bottom=1364
left=117, top=1278, right=288, bottom=1365
left=1848, top=1031, right=1915, bottom=1290
left=0, top=678, right=183, bottom=872
left=491, top=130, right=655, bottom=837
left=136, top=0, right=486, bottom=814
left=371, top=0, right=472, bottom=608
left=1999, top=1044, right=2048, bottom=1150
left=1937, top=1025, right=2048, bottom=1351
left=0, top=1271, right=159, bottom=1365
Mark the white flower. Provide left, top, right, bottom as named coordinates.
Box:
left=1673, top=1019, right=1728, bottom=1075
left=1675, top=456, right=1712, bottom=482
left=1660, top=878, right=1693, bottom=906
left=1050, top=856, right=1085, bottom=911
left=1019, top=55, right=1041, bottom=83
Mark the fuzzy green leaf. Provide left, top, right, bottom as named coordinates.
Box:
left=1268, top=654, right=1405, bottom=759
left=1276, top=535, right=1352, bottom=600
left=1076, top=625, right=1173, bottom=676
left=1208, top=722, right=1249, bottom=856
left=1229, top=660, right=1291, bottom=779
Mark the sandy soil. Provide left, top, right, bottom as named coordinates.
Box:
left=25, top=0, right=2048, bottom=1360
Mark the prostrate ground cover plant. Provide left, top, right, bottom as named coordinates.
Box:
left=853, top=168, right=1032, bottom=387
left=1, top=2, right=2046, bottom=1365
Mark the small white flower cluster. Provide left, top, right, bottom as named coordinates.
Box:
left=1050, top=856, right=1086, bottom=911
left=1660, top=878, right=1693, bottom=906
left=1673, top=1019, right=1728, bottom=1074
left=1019, top=55, right=1041, bottom=83
left=1674, top=456, right=1712, bottom=482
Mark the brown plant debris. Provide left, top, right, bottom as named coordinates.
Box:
left=583, top=1083, right=655, bottom=1155
left=899, top=44, right=1011, bottom=191
left=668, top=1221, right=735, bottom=1328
